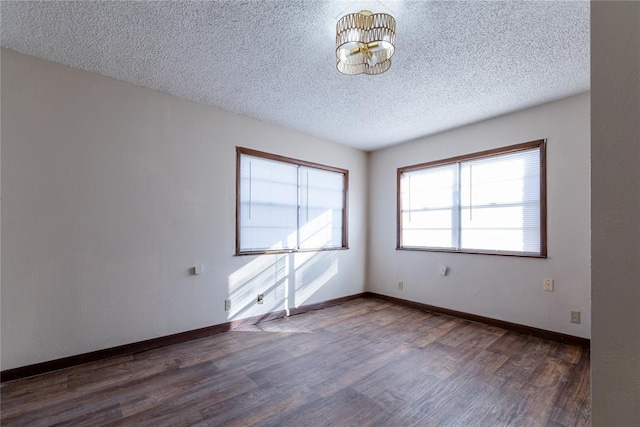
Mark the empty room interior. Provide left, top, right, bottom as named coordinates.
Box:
left=1, top=1, right=638, bottom=426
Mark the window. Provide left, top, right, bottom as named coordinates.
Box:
left=236, top=147, right=348, bottom=255
left=397, top=140, right=546, bottom=257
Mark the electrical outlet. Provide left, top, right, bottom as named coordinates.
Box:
left=571, top=311, right=581, bottom=324
left=224, top=299, right=231, bottom=311
left=257, top=293, right=264, bottom=304
left=543, top=278, right=554, bottom=292
left=398, top=281, right=404, bottom=290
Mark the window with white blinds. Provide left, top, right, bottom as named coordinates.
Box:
left=398, top=140, right=546, bottom=257
left=237, top=148, right=348, bottom=255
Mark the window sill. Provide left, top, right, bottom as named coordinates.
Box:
left=236, top=247, right=349, bottom=256
left=396, top=247, right=547, bottom=258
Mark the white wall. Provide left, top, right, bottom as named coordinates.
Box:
left=591, top=2, right=640, bottom=424
left=368, top=93, right=591, bottom=338
left=0, top=49, right=368, bottom=371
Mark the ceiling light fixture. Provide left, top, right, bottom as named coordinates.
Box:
left=336, top=10, right=396, bottom=75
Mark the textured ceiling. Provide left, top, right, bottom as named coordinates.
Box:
left=0, top=1, right=590, bottom=151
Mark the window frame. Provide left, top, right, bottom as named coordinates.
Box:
left=236, top=147, right=349, bottom=256
left=396, top=139, right=547, bottom=258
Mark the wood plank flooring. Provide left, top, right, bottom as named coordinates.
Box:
left=0, top=298, right=591, bottom=426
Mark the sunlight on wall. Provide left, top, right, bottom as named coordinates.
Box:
left=227, top=209, right=339, bottom=321
left=227, top=254, right=288, bottom=320
left=294, top=250, right=338, bottom=307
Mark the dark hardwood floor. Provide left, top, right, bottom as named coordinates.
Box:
left=0, top=297, right=591, bottom=426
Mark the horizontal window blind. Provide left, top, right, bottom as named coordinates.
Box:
left=237, top=149, right=347, bottom=254
left=398, top=140, right=545, bottom=256
left=459, top=149, right=541, bottom=253
left=400, top=164, right=459, bottom=249
left=239, top=155, right=298, bottom=252
left=298, top=167, right=344, bottom=250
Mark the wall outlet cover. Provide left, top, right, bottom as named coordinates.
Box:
left=571, top=311, right=581, bottom=324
